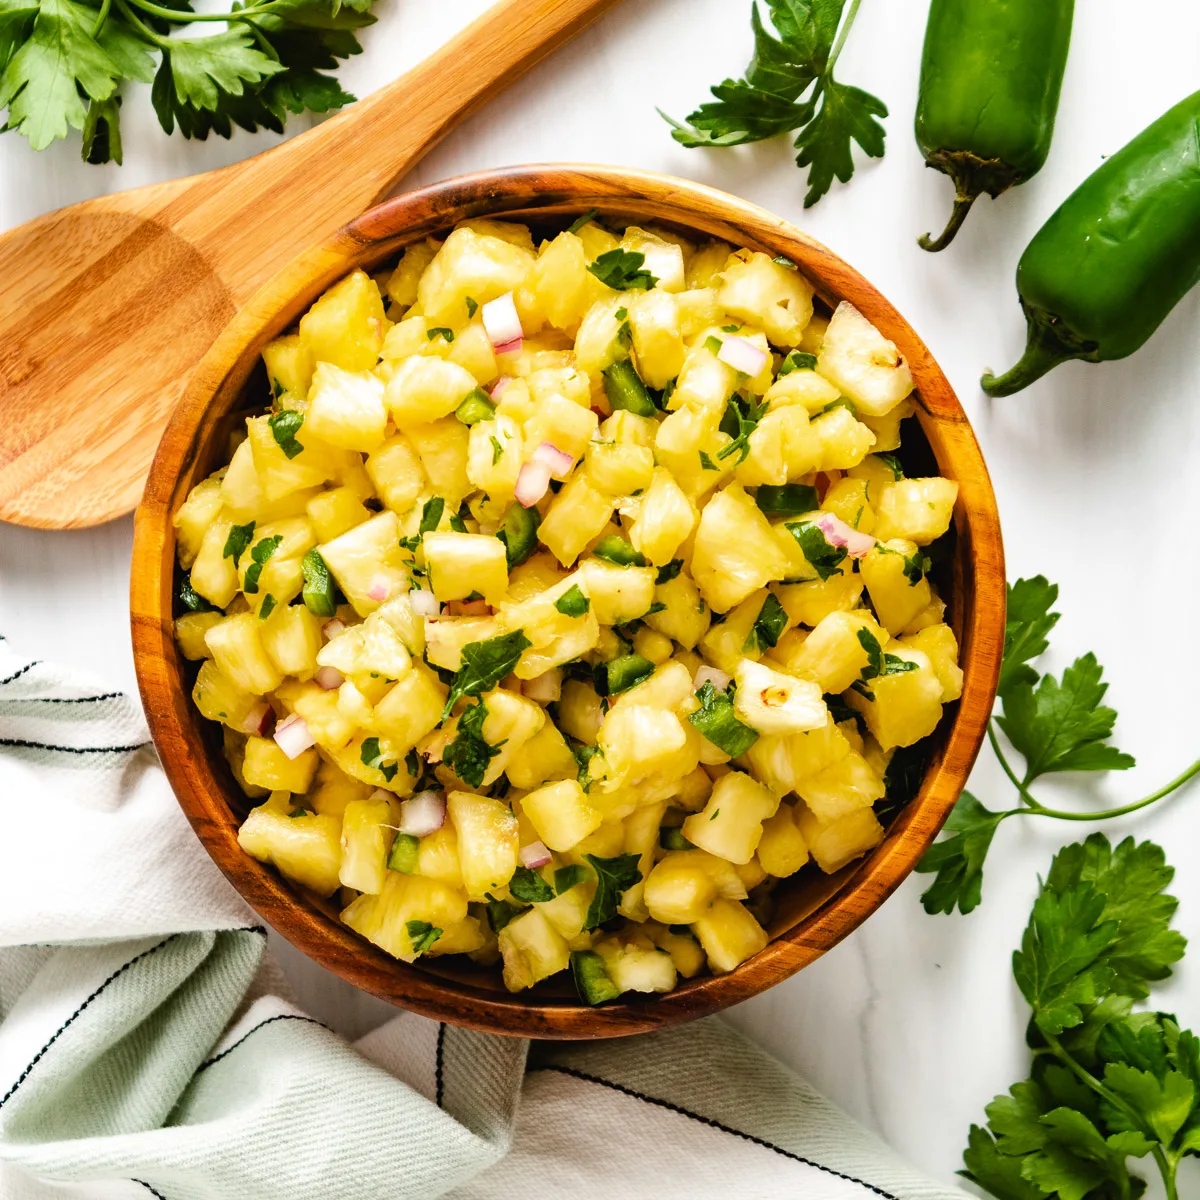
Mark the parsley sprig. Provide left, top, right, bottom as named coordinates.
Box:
left=964, top=834, right=1198, bottom=1200
left=916, top=578, right=1200, bottom=916
left=0, top=0, right=377, bottom=162
left=661, top=0, right=887, bottom=207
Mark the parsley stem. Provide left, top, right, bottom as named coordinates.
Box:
left=125, top=0, right=276, bottom=22
left=91, top=0, right=112, bottom=37
left=113, top=0, right=170, bottom=48
left=825, top=0, right=863, bottom=76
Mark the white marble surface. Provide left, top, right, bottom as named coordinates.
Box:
left=4, top=0, right=1200, bottom=1189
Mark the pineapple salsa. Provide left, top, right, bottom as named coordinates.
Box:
left=172, top=213, right=962, bottom=1003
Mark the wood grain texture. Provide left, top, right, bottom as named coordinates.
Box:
left=132, top=166, right=1006, bottom=1039
left=0, top=0, right=624, bottom=531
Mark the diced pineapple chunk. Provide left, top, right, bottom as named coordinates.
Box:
left=735, top=406, right=821, bottom=487
left=647, top=924, right=706, bottom=978
left=370, top=663, right=448, bottom=752
left=238, top=793, right=342, bottom=896
left=423, top=616, right=498, bottom=672
left=339, top=795, right=397, bottom=894
left=417, top=227, right=534, bottom=326
left=595, top=704, right=697, bottom=792
left=690, top=485, right=790, bottom=613
left=574, top=294, right=633, bottom=375
left=628, top=467, right=695, bottom=566
left=733, top=659, right=827, bottom=735
left=630, top=290, right=685, bottom=388
left=175, top=611, right=222, bottom=660
left=691, top=898, right=768, bottom=973
left=794, top=750, right=885, bottom=823
left=424, top=531, right=508, bottom=606
left=242, top=735, right=319, bottom=793
left=812, top=406, right=876, bottom=471
left=341, top=872, right=468, bottom=962
left=816, top=301, right=913, bottom=417
left=305, top=363, right=388, bottom=452
left=405, top=419, right=472, bottom=509
left=538, top=473, right=615, bottom=566
left=756, top=805, right=810, bottom=877
left=873, top=478, right=958, bottom=544
left=385, top=356, right=479, bottom=427
left=308, top=757, right=373, bottom=819
left=845, top=647, right=945, bottom=750
left=306, top=487, right=370, bottom=544
left=426, top=916, right=488, bottom=957
left=192, top=660, right=260, bottom=730
left=504, top=719, right=578, bottom=789
left=621, top=227, right=686, bottom=292
left=682, top=770, right=779, bottom=864
left=644, top=852, right=718, bottom=924
left=795, top=804, right=885, bottom=874
left=899, top=624, right=963, bottom=702
left=365, top=435, right=426, bottom=515
left=520, top=779, right=601, bottom=851
left=447, top=790, right=519, bottom=899
left=585, top=441, right=655, bottom=497
left=189, top=518, right=240, bottom=609
left=318, top=512, right=408, bottom=616
left=260, top=604, right=323, bottom=678
left=205, top=613, right=284, bottom=695
left=718, top=252, right=814, bottom=347
left=558, top=679, right=605, bottom=744
left=276, top=682, right=354, bottom=750
left=497, top=907, right=570, bottom=991
left=633, top=626, right=673, bottom=664
left=860, top=539, right=932, bottom=635
left=764, top=367, right=841, bottom=414
left=644, top=571, right=710, bottom=651
left=773, top=563, right=864, bottom=628
left=385, top=238, right=440, bottom=308
left=575, top=558, right=655, bottom=625
left=317, top=608, right=412, bottom=681
left=594, top=934, right=677, bottom=994
left=263, top=333, right=315, bottom=401
left=788, top=609, right=888, bottom=695
left=744, top=716, right=852, bottom=796
left=415, top=824, right=463, bottom=889
left=299, top=269, right=386, bottom=373
left=173, top=475, right=224, bottom=569
left=467, top=415, right=522, bottom=500
left=529, top=231, right=592, bottom=330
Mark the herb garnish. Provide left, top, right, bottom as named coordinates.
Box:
left=555, top=585, right=590, bottom=617
left=442, top=699, right=502, bottom=789
left=223, top=521, right=255, bottom=562
left=242, top=534, right=282, bottom=594
left=268, top=410, right=305, bottom=459
left=360, top=736, right=398, bottom=782
left=785, top=518, right=846, bottom=580
left=442, top=630, right=531, bottom=719
left=587, top=249, right=658, bottom=291
left=405, top=920, right=442, bottom=956
left=583, top=853, right=642, bottom=928
left=509, top=866, right=555, bottom=904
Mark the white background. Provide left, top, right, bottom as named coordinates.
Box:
left=3, top=0, right=1200, bottom=1190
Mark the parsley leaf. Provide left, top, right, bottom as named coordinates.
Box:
left=716, top=396, right=768, bottom=464
left=489, top=435, right=504, bottom=466
left=587, top=248, right=658, bottom=291
left=856, top=627, right=918, bottom=682
left=360, top=736, right=398, bottom=782
left=426, top=327, right=454, bottom=342
left=744, top=592, right=788, bottom=654
left=405, top=919, right=442, bottom=956
left=661, top=0, right=887, bottom=207
left=223, top=520, right=255, bottom=562
left=778, top=350, right=818, bottom=376
left=999, top=575, right=1061, bottom=697
left=442, top=630, right=531, bottom=719
left=698, top=450, right=719, bottom=471
left=177, top=573, right=217, bottom=613
left=688, top=680, right=759, bottom=757
left=242, top=534, right=282, bottom=594
left=554, top=863, right=590, bottom=894
left=555, top=584, right=590, bottom=618
left=785, top=518, right=846, bottom=580
left=656, top=559, right=684, bottom=584
left=913, top=791, right=1010, bottom=917
left=998, top=654, right=1136, bottom=782
left=442, top=699, right=501, bottom=789
left=257, top=593, right=277, bottom=620
left=268, top=409, right=305, bottom=459
left=509, top=866, right=555, bottom=904
left=583, top=853, right=642, bottom=929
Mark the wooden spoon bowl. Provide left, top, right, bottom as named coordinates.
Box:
left=132, top=165, right=1005, bottom=1039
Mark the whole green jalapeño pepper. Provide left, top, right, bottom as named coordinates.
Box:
left=914, top=0, right=1074, bottom=252
left=984, top=90, right=1200, bottom=397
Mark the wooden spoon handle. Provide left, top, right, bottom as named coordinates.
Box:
left=180, top=0, right=626, bottom=296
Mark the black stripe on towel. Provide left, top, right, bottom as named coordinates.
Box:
left=196, top=1013, right=327, bottom=1072
left=0, top=737, right=150, bottom=755
left=435, top=1023, right=446, bottom=1108
left=530, top=1064, right=901, bottom=1200
left=0, top=662, right=40, bottom=685
left=131, top=1179, right=169, bottom=1200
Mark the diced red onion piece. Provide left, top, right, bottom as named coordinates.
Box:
left=482, top=292, right=523, bottom=349
left=408, top=590, right=441, bottom=618
left=399, top=790, right=446, bottom=837
left=717, top=335, right=769, bottom=377
left=489, top=375, right=513, bottom=399
left=314, top=666, right=344, bottom=691
left=322, top=618, right=345, bottom=640
left=522, top=671, right=561, bottom=703
left=815, top=511, right=876, bottom=559
left=367, top=576, right=392, bottom=603
left=533, top=441, right=575, bottom=480
left=240, top=702, right=270, bottom=736
left=515, top=460, right=551, bottom=508
left=519, top=841, right=552, bottom=869
left=493, top=337, right=523, bottom=357
left=273, top=715, right=315, bottom=760
left=694, top=665, right=731, bottom=692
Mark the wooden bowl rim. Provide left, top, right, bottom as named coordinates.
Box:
left=132, top=163, right=1005, bottom=1039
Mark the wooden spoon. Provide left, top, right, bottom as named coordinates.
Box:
left=0, top=0, right=624, bottom=530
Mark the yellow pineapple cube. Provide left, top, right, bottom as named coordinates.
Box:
left=764, top=367, right=841, bottom=413
left=260, top=604, right=322, bottom=678
left=276, top=682, right=355, bottom=750
left=595, top=704, right=697, bottom=791
left=528, top=366, right=593, bottom=411
left=423, top=531, right=508, bottom=606
left=385, top=355, right=479, bottom=427
left=620, top=226, right=686, bottom=292
left=788, top=610, right=888, bottom=695
left=523, top=393, right=599, bottom=462
left=447, top=790, right=519, bottom=899
left=529, top=231, right=592, bottom=330
left=816, top=301, right=913, bottom=417
left=173, top=475, right=224, bottom=569
left=691, top=898, right=768, bottom=973
left=370, top=664, right=448, bottom=752
left=557, top=679, right=605, bottom=744
left=644, top=571, right=711, bottom=651
left=822, top=478, right=876, bottom=534
left=574, top=294, right=632, bottom=375
left=189, top=518, right=240, bottom=609
left=467, top=415, right=522, bottom=501
left=594, top=933, right=678, bottom=994
left=629, top=467, right=695, bottom=566
left=698, top=588, right=768, bottom=674
left=537, top=473, right=615, bottom=566
left=756, top=804, right=810, bottom=877
left=682, top=770, right=779, bottom=864
left=860, top=397, right=915, bottom=452
left=873, top=478, right=959, bottom=544
left=845, top=647, right=946, bottom=750
left=795, top=804, right=885, bottom=874
left=262, top=333, right=315, bottom=402
left=242, top=735, right=319, bottom=794
left=306, top=487, right=370, bottom=544
left=735, top=406, right=821, bottom=487
left=317, top=610, right=412, bottom=682
left=299, top=269, right=386, bottom=373
left=497, top=907, right=570, bottom=990
left=633, top=626, right=673, bottom=664
left=405, top=418, right=472, bottom=509
left=308, top=757, right=373, bottom=819
left=417, top=227, right=534, bottom=326
left=318, top=512, right=408, bottom=616
left=423, top=616, right=498, bottom=671
left=585, top=441, right=655, bottom=497
left=899, top=624, right=963, bottom=702
left=327, top=733, right=414, bottom=796
left=339, top=795, right=397, bottom=894
left=472, top=689, right=545, bottom=784
left=504, top=719, right=578, bottom=789
left=175, top=611, right=222, bottom=661
left=860, top=539, right=932, bottom=635
left=812, top=406, right=876, bottom=471
left=717, top=252, right=813, bottom=347
left=238, top=793, right=342, bottom=896
left=690, top=485, right=790, bottom=613
left=630, top=289, right=685, bottom=388
left=774, top=563, right=864, bottom=628
left=192, top=660, right=260, bottom=730
left=385, top=238, right=440, bottom=308
left=426, top=916, right=488, bottom=957
left=365, top=434, right=426, bottom=515
left=303, top=363, right=387, bottom=453
left=644, top=852, right=718, bottom=924
left=575, top=559, right=655, bottom=625
left=205, top=613, right=284, bottom=695
left=520, top=779, right=602, bottom=851
left=341, top=872, right=468, bottom=962
left=795, top=750, right=885, bottom=823
left=416, top=824, right=463, bottom=889
left=744, top=716, right=852, bottom=796
left=647, top=924, right=706, bottom=978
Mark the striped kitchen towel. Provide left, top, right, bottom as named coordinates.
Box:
left=0, top=638, right=965, bottom=1200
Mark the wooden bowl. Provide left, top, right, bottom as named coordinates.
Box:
left=132, top=165, right=1005, bottom=1039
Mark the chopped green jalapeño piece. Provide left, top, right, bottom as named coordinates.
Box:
left=755, top=483, right=819, bottom=517
left=555, top=584, right=590, bottom=617
left=387, top=833, right=420, bottom=874
left=777, top=350, right=818, bottom=376
left=592, top=535, right=646, bottom=567
left=455, top=388, right=496, bottom=425
left=571, top=949, right=620, bottom=1005
left=603, top=360, right=657, bottom=417
left=593, top=654, right=655, bottom=697
left=497, top=503, right=541, bottom=569
left=300, top=549, right=337, bottom=618
left=688, top=680, right=759, bottom=756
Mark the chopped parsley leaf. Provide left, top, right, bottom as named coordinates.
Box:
left=555, top=584, right=590, bottom=617
left=268, top=410, right=305, bottom=459
left=588, top=249, right=658, bottom=291
left=442, top=699, right=503, bottom=789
